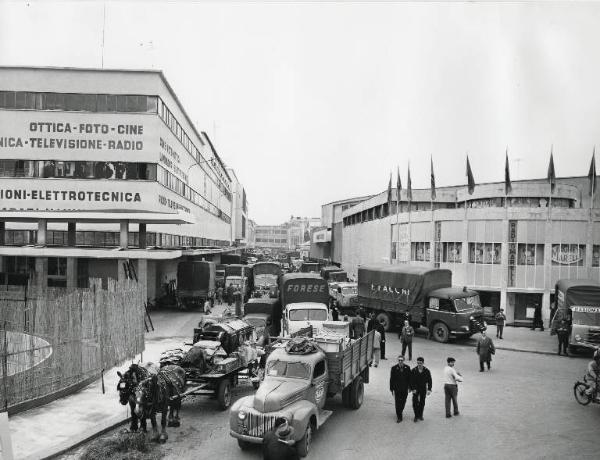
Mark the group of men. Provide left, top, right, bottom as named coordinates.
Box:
left=389, top=356, right=432, bottom=423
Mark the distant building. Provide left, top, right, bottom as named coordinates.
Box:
left=227, top=168, right=249, bottom=246
left=255, top=225, right=288, bottom=250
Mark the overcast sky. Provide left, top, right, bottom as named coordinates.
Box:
left=2, top=1, right=600, bottom=225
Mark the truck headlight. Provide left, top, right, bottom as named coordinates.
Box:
left=238, top=410, right=247, bottom=420
left=469, top=316, right=474, bottom=321
left=575, top=334, right=582, bottom=342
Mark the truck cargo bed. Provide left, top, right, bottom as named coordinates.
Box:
left=326, top=330, right=373, bottom=394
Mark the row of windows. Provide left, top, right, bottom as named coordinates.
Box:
left=256, top=238, right=287, bottom=243
left=156, top=99, right=232, bottom=202
left=157, top=166, right=231, bottom=224
left=256, top=229, right=288, bottom=235
left=2, top=230, right=230, bottom=249
left=402, top=241, right=599, bottom=266
left=0, top=159, right=156, bottom=180
left=343, top=202, right=452, bottom=226
left=0, top=91, right=158, bottom=113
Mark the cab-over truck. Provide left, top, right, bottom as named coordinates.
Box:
left=230, top=330, right=374, bottom=457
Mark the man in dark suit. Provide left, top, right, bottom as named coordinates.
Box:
left=375, top=321, right=387, bottom=359
left=390, top=355, right=411, bottom=422
left=410, top=357, right=432, bottom=422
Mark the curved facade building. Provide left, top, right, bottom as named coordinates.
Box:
left=336, top=176, right=599, bottom=325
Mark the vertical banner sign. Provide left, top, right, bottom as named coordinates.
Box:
left=508, top=221, right=517, bottom=287
left=434, top=221, right=442, bottom=268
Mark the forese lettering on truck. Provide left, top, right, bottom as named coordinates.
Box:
left=286, top=284, right=326, bottom=293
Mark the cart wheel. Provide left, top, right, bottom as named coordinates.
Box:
left=217, top=379, right=232, bottom=410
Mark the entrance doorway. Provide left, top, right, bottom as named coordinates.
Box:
left=478, top=291, right=501, bottom=323
left=513, top=292, right=543, bottom=326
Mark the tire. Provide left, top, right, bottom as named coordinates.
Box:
left=341, top=385, right=351, bottom=407
left=574, top=382, right=592, bottom=406
left=349, top=376, right=364, bottom=410
left=296, top=421, right=313, bottom=458
left=217, top=379, right=232, bottom=410
left=431, top=322, right=450, bottom=343
left=375, top=312, right=393, bottom=332
left=237, top=439, right=252, bottom=450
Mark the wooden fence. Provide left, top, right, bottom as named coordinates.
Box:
left=0, top=278, right=145, bottom=413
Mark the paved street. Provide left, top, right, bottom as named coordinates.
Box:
left=61, top=329, right=600, bottom=460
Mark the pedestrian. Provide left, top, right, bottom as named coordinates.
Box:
left=350, top=309, right=365, bottom=339
left=390, top=355, right=411, bottom=423
left=372, top=328, right=381, bottom=367
left=203, top=298, right=212, bottom=315
left=476, top=329, right=495, bottom=372
left=216, top=285, right=224, bottom=305
left=495, top=308, right=506, bottom=339
left=375, top=321, right=387, bottom=359
left=331, top=304, right=340, bottom=321
left=226, top=283, right=234, bottom=307
left=531, top=302, right=544, bottom=331
left=410, top=357, right=432, bottom=422
left=263, top=417, right=297, bottom=460
left=557, top=319, right=570, bottom=356
left=400, top=320, right=414, bottom=361
left=443, top=357, right=463, bottom=418
left=367, top=312, right=376, bottom=332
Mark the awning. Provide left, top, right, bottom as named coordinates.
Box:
left=0, top=210, right=195, bottom=225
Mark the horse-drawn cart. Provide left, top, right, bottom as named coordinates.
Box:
left=161, top=317, right=262, bottom=410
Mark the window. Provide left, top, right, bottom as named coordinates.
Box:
left=438, top=299, right=455, bottom=312
left=517, top=244, right=544, bottom=265
left=48, top=257, right=67, bottom=277
left=411, top=242, right=430, bottom=262
left=469, top=242, right=501, bottom=264
left=593, top=245, right=600, bottom=268
left=313, top=360, right=326, bottom=379
left=442, top=242, right=462, bottom=263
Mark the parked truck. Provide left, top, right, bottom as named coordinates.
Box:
left=221, top=253, right=242, bottom=265
left=551, top=279, right=600, bottom=353
left=357, top=265, right=483, bottom=342
left=243, top=297, right=282, bottom=344
left=176, top=261, right=216, bottom=309
left=252, top=261, right=282, bottom=298
left=280, top=273, right=330, bottom=336
left=225, top=264, right=253, bottom=301
left=300, top=262, right=320, bottom=274
left=230, top=330, right=374, bottom=457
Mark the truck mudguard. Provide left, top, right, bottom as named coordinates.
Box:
left=358, top=265, right=452, bottom=307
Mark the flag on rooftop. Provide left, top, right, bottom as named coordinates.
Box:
left=547, top=148, right=556, bottom=194
left=505, top=149, right=512, bottom=195
left=430, top=156, right=436, bottom=201
left=589, top=147, right=596, bottom=197
left=466, top=156, right=475, bottom=195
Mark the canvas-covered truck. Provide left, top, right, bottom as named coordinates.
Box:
left=230, top=331, right=374, bottom=457
left=176, top=261, right=216, bottom=309
left=280, top=273, right=330, bottom=336
left=551, top=279, right=600, bottom=353
left=358, top=265, right=483, bottom=342
left=252, top=261, right=282, bottom=298
left=300, top=262, right=320, bottom=274
left=243, top=297, right=282, bottom=344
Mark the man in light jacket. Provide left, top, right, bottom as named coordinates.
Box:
left=443, top=357, right=463, bottom=418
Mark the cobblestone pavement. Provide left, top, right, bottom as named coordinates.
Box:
left=59, top=331, right=600, bottom=460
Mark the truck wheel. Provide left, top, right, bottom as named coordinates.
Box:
left=342, top=385, right=351, bottom=407
left=431, top=322, right=449, bottom=343
left=375, top=312, right=393, bottom=332
left=217, top=379, right=232, bottom=410
left=237, top=439, right=252, bottom=450
left=296, top=420, right=314, bottom=457
left=349, top=376, right=364, bottom=410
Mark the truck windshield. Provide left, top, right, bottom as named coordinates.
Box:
left=572, top=312, right=600, bottom=326
left=289, top=309, right=328, bottom=321
left=267, top=360, right=310, bottom=379
left=454, top=295, right=481, bottom=312
left=244, top=317, right=266, bottom=329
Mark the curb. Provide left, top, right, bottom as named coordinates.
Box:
left=37, top=415, right=130, bottom=460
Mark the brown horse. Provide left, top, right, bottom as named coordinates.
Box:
left=134, top=365, right=185, bottom=443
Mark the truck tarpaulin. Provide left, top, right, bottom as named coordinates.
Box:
left=280, top=273, right=329, bottom=306
left=556, top=279, right=600, bottom=309
left=358, top=265, right=452, bottom=307
left=177, top=261, right=216, bottom=291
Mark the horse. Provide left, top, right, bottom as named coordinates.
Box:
left=116, top=363, right=157, bottom=432
left=134, top=364, right=186, bottom=443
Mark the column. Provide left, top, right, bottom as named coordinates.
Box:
left=67, top=222, right=76, bottom=247
left=0, top=221, right=5, bottom=245
left=137, top=259, right=148, bottom=301
left=139, top=223, right=147, bottom=249
left=34, top=257, right=48, bottom=288
left=66, top=257, right=77, bottom=288
left=120, top=220, right=129, bottom=249
left=37, top=219, right=47, bottom=246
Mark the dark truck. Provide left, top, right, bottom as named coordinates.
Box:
left=243, top=297, right=282, bottom=344
left=176, top=261, right=216, bottom=309
left=358, top=265, right=483, bottom=342
left=280, top=273, right=330, bottom=336
left=300, top=262, right=320, bottom=274
left=320, top=266, right=343, bottom=281
left=252, top=261, right=282, bottom=298
left=551, top=279, right=600, bottom=353
left=221, top=253, right=242, bottom=265
left=225, top=264, right=253, bottom=301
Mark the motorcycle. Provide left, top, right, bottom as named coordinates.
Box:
left=573, top=378, right=600, bottom=405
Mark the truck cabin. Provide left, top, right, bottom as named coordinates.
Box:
left=265, top=347, right=325, bottom=382
left=300, top=262, right=320, bottom=274
left=328, top=271, right=348, bottom=283
left=428, top=288, right=482, bottom=313
left=553, top=279, right=600, bottom=348
left=243, top=298, right=281, bottom=339
left=285, top=302, right=330, bottom=335
left=194, top=319, right=255, bottom=355
left=320, top=265, right=342, bottom=280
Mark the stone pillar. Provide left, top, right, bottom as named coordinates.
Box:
left=120, top=220, right=129, bottom=249
left=0, top=221, right=5, bottom=245
left=139, top=223, right=147, bottom=249
left=34, top=257, right=48, bottom=288
left=66, top=257, right=77, bottom=288
left=137, top=259, right=148, bottom=301
left=67, top=222, right=76, bottom=247
left=37, top=219, right=47, bottom=246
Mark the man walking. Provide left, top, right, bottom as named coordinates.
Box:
left=390, top=355, right=412, bottom=423
left=400, top=320, right=414, bottom=361
left=351, top=309, right=365, bottom=339
left=557, top=319, right=570, bottom=356
left=531, top=302, right=544, bottom=331
left=410, top=357, right=432, bottom=422
left=476, top=329, right=495, bottom=372
left=495, top=308, right=506, bottom=339
left=375, top=321, right=387, bottom=359
left=372, top=328, right=381, bottom=367
left=443, top=357, right=463, bottom=418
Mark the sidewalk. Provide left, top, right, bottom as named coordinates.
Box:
left=5, top=310, right=586, bottom=459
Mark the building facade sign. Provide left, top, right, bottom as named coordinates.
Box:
left=551, top=244, right=584, bottom=265
left=313, top=229, right=331, bottom=243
